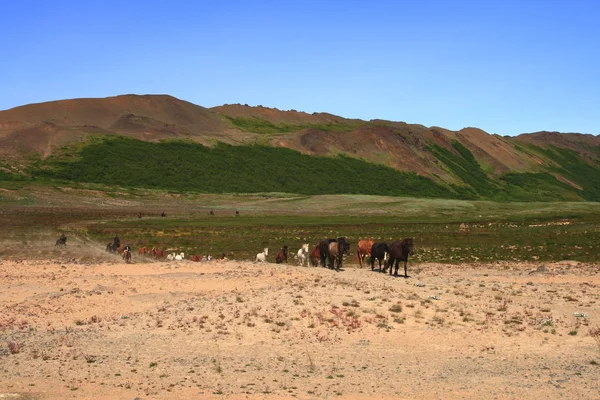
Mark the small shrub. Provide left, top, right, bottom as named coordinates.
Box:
left=7, top=341, right=23, bottom=354
left=389, top=304, right=403, bottom=313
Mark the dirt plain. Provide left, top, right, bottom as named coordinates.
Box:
left=1, top=246, right=599, bottom=400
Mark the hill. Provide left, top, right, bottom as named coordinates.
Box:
left=1, top=95, right=599, bottom=200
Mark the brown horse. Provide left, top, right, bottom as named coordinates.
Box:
left=318, top=239, right=337, bottom=268
left=155, top=249, right=165, bottom=259
left=356, top=239, right=375, bottom=268
left=327, top=238, right=350, bottom=271
left=310, top=246, right=320, bottom=267
left=149, top=246, right=157, bottom=257
left=122, top=249, right=132, bottom=263
left=383, top=238, right=414, bottom=277
left=275, top=245, right=289, bottom=264
left=138, top=246, right=147, bottom=255
left=190, top=254, right=202, bottom=262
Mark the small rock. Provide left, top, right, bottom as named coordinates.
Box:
left=429, top=295, right=440, bottom=300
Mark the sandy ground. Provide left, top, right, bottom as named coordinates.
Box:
left=0, top=254, right=599, bottom=400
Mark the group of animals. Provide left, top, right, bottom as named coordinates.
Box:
left=57, top=233, right=413, bottom=276
left=257, top=237, right=414, bottom=276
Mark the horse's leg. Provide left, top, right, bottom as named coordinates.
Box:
left=404, top=259, right=408, bottom=278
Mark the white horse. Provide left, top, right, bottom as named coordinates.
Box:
left=255, top=248, right=268, bottom=262
left=295, top=243, right=310, bottom=266
left=167, top=253, right=175, bottom=261
left=175, top=252, right=185, bottom=261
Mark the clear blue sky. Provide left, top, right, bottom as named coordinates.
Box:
left=1, top=0, right=598, bottom=136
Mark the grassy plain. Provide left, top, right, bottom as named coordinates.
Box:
left=1, top=184, right=599, bottom=263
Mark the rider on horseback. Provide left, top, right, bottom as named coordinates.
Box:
left=123, top=243, right=132, bottom=263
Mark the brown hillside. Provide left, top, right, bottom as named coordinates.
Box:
left=211, top=103, right=352, bottom=125
left=0, top=95, right=248, bottom=160
left=515, top=131, right=600, bottom=162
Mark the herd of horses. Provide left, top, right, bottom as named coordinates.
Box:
left=259, top=237, right=414, bottom=276
left=56, top=233, right=414, bottom=276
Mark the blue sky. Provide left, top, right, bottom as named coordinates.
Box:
left=1, top=0, right=598, bottom=136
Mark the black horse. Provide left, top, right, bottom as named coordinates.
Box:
left=55, top=235, right=67, bottom=247
left=106, top=236, right=121, bottom=254
left=383, top=238, right=414, bottom=277
left=370, top=242, right=389, bottom=271
left=327, top=237, right=350, bottom=271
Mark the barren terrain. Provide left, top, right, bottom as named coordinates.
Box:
left=1, top=253, right=599, bottom=399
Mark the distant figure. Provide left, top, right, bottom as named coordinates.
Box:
left=276, top=245, right=289, bottom=264
left=161, top=211, right=166, bottom=218
left=210, top=210, right=215, bottom=216
left=55, top=233, right=67, bottom=247
left=137, top=212, right=142, bottom=219
left=235, top=210, right=240, bottom=216
left=123, top=243, right=132, bottom=263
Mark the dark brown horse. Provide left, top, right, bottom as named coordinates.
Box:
left=55, top=235, right=67, bottom=247
left=275, top=245, right=289, bottom=264
left=327, top=237, right=350, bottom=271
left=318, top=239, right=337, bottom=268
left=383, top=238, right=414, bottom=277
left=370, top=242, right=389, bottom=271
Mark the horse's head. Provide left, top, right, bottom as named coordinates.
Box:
left=404, top=238, right=414, bottom=255
left=337, top=238, right=350, bottom=254
left=264, top=248, right=269, bottom=255
left=302, top=243, right=309, bottom=251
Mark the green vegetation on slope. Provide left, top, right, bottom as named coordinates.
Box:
left=223, top=115, right=360, bottom=134
left=428, top=140, right=589, bottom=201
left=34, top=136, right=457, bottom=198
left=3, top=136, right=597, bottom=202
left=428, top=141, right=498, bottom=197
left=531, top=145, right=600, bottom=201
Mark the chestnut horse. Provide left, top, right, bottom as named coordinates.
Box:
left=138, top=246, right=147, bottom=255
left=383, top=238, right=414, bottom=277
left=356, top=239, right=375, bottom=268
left=309, top=245, right=320, bottom=267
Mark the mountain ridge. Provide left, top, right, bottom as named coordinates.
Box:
left=1, top=94, right=599, bottom=200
